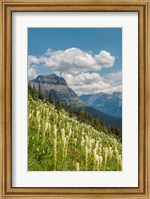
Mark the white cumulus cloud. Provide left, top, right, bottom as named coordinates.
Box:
left=103, top=70, right=122, bottom=85
left=95, top=50, right=115, bottom=67
left=28, top=47, right=116, bottom=75
left=27, top=48, right=121, bottom=95
left=28, top=55, right=47, bottom=65
left=44, top=48, right=98, bottom=74
left=28, top=67, right=37, bottom=78
left=62, top=72, right=121, bottom=96
left=62, top=72, right=102, bottom=86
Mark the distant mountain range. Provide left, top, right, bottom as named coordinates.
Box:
left=28, top=74, right=122, bottom=128
left=80, top=92, right=122, bottom=118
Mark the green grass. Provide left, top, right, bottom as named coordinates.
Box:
left=28, top=96, right=122, bottom=171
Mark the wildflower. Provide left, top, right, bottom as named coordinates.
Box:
left=104, top=147, right=108, bottom=167
left=37, top=124, right=41, bottom=140
left=115, top=148, right=119, bottom=156
left=29, top=113, right=32, bottom=119
left=61, top=128, right=65, bottom=139
left=62, top=136, right=67, bottom=146
left=85, top=145, right=88, bottom=170
left=54, top=138, right=57, bottom=163
left=108, top=147, right=113, bottom=160
left=93, top=148, right=97, bottom=157
left=69, top=128, right=72, bottom=137
left=74, top=138, right=77, bottom=146
left=85, top=135, right=89, bottom=143
left=81, top=136, right=85, bottom=148
left=99, top=156, right=103, bottom=166
left=88, top=139, right=92, bottom=154
left=91, top=138, right=95, bottom=144
left=76, top=162, right=80, bottom=171
left=117, top=154, right=122, bottom=169
left=54, top=125, right=57, bottom=138
left=45, top=122, right=49, bottom=132
left=36, top=111, right=40, bottom=119
left=95, top=141, right=99, bottom=152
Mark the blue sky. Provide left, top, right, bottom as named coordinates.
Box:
left=28, top=28, right=122, bottom=95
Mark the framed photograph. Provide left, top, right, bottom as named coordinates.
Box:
left=0, top=0, right=150, bottom=198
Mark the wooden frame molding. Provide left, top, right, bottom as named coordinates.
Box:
left=0, top=0, right=150, bottom=198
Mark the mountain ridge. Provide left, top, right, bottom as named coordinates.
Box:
left=28, top=74, right=122, bottom=127
left=80, top=92, right=122, bottom=118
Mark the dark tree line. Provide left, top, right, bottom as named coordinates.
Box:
left=28, top=83, right=43, bottom=100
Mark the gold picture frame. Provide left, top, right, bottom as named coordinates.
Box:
left=0, top=0, right=150, bottom=198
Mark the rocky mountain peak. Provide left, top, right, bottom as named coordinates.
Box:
left=35, top=74, right=67, bottom=86
left=29, top=74, right=84, bottom=108
left=113, top=92, right=122, bottom=100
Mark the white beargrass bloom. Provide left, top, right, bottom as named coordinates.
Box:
left=37, top=124, right=41, bottom=140
left=85, top=145, right=88, bottom=157
left=99, top=145, right=102, bottom=155
left=69, top=128, right=72, bottom=137
left=29, top=113, right=32, bottom=119
left=85, top=135, right=89, bottom=143
left=115, top=148, right=119, bottom=156
left=62, top=136, right=67, bottom=147
left=76, top=162, right=80, bottom=171
left=117, top=154, right=122, bottom=169
left=61, top=128, right=65, bottom=139
left=36, top=111, right=40, bottom=118
left=99, top=155, right=103, bottom=166
left=54, top=138, right=57, bottom=168
left=85, top=145, right=88, bottom=169
left=54, top=125, right=57, bottom=138
left=93, top=148, right=97, bottom=157
left=74, top=138, right=77, bottom=146
left=81, top=136, right=85, bottom=148
left=95, top=154, right=99, bottom=162
left=108, top=147, right=113, bottom=160
left=45, top=122, right=49, bottom=132
left=72, top=131, right=74, bottom=139
left=43, top=122, right=49, bottom=143
left=88, top=139, right=92, bottom=154
left=91, top=138, right=95, bottom=144
left=95, top=141, right=99, bottom=152
left=95, top=154, right=100, bottom=170
left=38, top=124, right=41, bottom=130
left=104, top=147, right=108, bottom=166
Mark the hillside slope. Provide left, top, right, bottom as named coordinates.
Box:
left=84, top=106, right=122, bottom=128
left=28, top=96, right=122, bottom=171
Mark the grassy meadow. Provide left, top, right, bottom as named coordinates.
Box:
left=28, top=96, right=122, bottom=171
